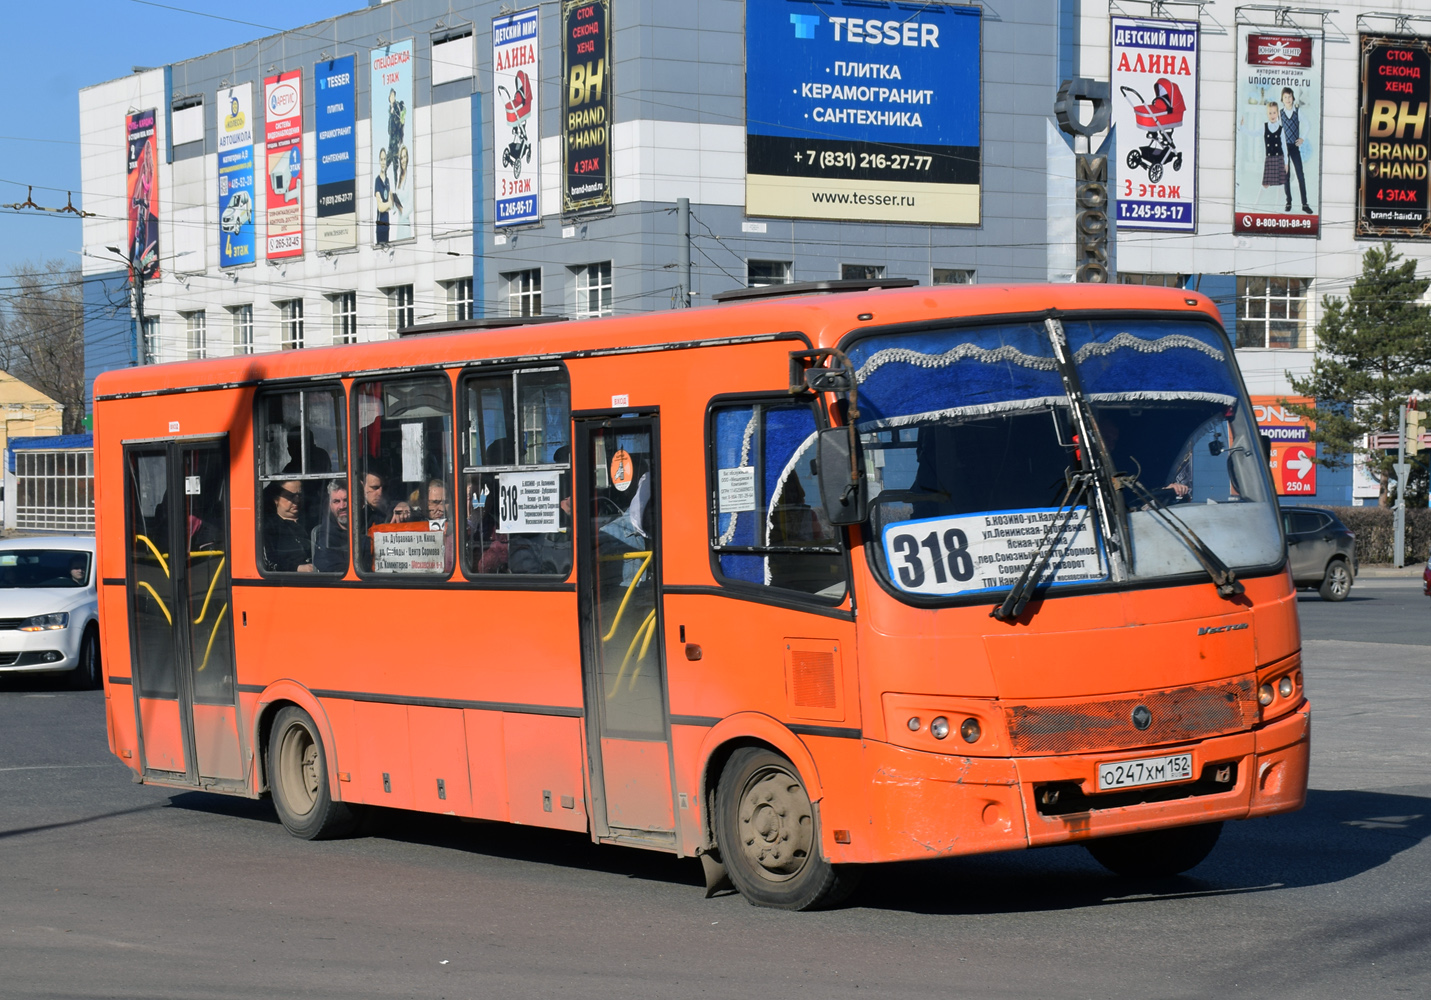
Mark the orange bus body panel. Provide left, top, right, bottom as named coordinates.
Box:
left=92, top=283, right=1307, bottom=869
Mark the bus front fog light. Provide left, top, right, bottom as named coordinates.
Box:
left=1278, top=676, right=1294, bottom=698
left=959, top=717, right=981, bottom=744
left=1258, top=683, right=1275, bottom=706
left=907, top=716, right=921, bottom=732
left=930, top=716, right=950, bottom=740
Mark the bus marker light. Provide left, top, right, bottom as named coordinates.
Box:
left=1258, top=684, right=1275, bottom=706
left=960, top=717, right=981, bottom=743
left=833, top=829, right=851, bottom=844
left=907, top=716, right=921, bottom=732
left=1278, top=676, right=1294, bottom=698
left=930, top=716, right=950, bottom=740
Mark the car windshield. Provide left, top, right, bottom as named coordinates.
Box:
left=847, top=318, right=1282, bottom=603
left=0, top=549, right=91, bottom=588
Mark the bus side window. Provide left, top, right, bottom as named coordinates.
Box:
left=709, top=400, right=847, bottom=600
left=460, top=367, right=571, bottom=577
left=255, top=387, right=347, bottom=575
left=353, top=375, right=455, bottom=577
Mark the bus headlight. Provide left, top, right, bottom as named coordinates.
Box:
left=960, top=717, right=982, bottom=744
left=18, top=613, right=69, bottom=632
left=930, top=716, right=950, bottom=740
left=1258, top=683, right=1275, bottom=706
left=1278, top=675, right=1294, bottom=698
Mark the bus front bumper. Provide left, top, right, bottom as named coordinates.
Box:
left=836, top=702, right=1309, bottom=865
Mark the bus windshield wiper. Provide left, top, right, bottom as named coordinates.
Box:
left=1042, top=317, right=1128, bottom=581
left=992, top=471, right=1090, bottom=621
left=1121, top=477, right=1245, bottom=599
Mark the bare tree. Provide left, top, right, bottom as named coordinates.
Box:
left=0, top=259, right=87, bottom=434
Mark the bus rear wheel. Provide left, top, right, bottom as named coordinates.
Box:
left=268, top=706, right=358, bottom=840
left=1085, top=821, right=1222, bottom=877
left=715, top=747, right=859, bottom=910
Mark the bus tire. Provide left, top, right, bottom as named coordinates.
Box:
left=715, top=747, right=859, bottom=910
left=268, top=706, right=358, bottom=840
left=1085, top=821, right=1222, bottom=877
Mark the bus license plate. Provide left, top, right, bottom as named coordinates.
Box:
left=1097, top=753, right=1193, bottom=791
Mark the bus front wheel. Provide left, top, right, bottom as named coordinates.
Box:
left=268, top=706, right=358, bottom=840
left=1085, top=821, right=1222, bottom=877
left=715, top=747, right=859, bottom=910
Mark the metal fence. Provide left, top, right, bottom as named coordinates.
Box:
left=13, top=448, right=94, bottom=532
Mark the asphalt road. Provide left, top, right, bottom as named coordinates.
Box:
left=2, top=580, right=1428, bottom=999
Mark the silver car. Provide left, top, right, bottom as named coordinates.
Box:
left=1281, top=506, right=1357, bottom=602
left=0, top=536, right=101, bottom=687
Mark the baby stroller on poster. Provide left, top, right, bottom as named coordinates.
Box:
left=1120, top=78, right=1185, bottom=184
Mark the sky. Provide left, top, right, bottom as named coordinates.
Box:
left=0, top=0, right=355, bottom=286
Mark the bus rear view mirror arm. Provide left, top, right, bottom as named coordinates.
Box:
left=817, top=426, right=867, bottom=526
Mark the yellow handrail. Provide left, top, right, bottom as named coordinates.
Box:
left=196, top=603, right=229, bottom=672
left=191, top=556, right=227, bottom=625
left=607, top=609, right=657, bottom=700
left=134, top=535, right=170, bottom=578
left=599, top=551, right=653, bottom=642
left=136, top=580, right=173, bottom=625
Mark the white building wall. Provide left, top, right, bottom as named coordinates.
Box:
left=1076, top=0, right=1431, bottom=396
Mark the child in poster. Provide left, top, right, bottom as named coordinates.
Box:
left=1233, top=28, right=1322, bottom=236
left=1280, top=87, right=1313, bottom=215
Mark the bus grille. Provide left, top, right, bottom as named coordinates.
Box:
left=1003, top=680, right=1257, bottom=756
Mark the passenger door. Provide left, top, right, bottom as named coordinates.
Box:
left=123, top=437, right=243, bottom=787
left=574, top=414, right=677, bottom=846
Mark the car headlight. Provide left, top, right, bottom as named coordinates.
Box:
left=18, top=612, right=69, bottom=632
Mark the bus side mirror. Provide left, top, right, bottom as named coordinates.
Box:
left=817, top=427, right=867, bottom=526
left=1260, top=433, right=1273, bottom=459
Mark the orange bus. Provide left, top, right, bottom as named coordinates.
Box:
left=93, top=281, right=1308, bottom=909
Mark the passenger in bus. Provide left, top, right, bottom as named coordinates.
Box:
left=310, top=481, right=350, bottom=573
left=425, top=479, right=455, bottom=572
left=390, top=500, right=414, bottom=522
left=263, top=480, right=315, bottom=573
left=470, top=439, right=515, bottom=574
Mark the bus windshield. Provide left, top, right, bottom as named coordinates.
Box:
left=848, top=317, right=1282, bottom=602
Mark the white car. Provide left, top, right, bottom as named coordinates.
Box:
left=220, top=189, right=252, bottom=233
left=0, top=536, right=100, bottom=688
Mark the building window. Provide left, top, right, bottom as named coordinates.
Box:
left=140, top=317, right=160, bottom=364
left=184, top=311, right=207, bottom=360
left=747, top=260, right=792, bottom=287
left=1119, top=272, right=1189, bottom=287
left=841, top=264, right=885, bottom=281
left=278, top=299, right=304, bottom=350
left=933, top=268, right=975, bottom=285
left=504, top=269, right=542, bottom=317
left=230, top=304, right=254, bottom=355
left=1236, top=277, right=1309, bottom=350
left=445, top=278, right=474, bottom=322
left=386, top=284, right=415, bottom=335
left=330, top=292, right=357, bottom=345
left=574, top=262, right=613, bottom=319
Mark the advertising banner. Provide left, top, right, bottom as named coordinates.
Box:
left=562, top=0, right=611, bottom=215
left=1253, top=395, right=1316, bottom=496
left=1110, top=17, right=1199, bottom=232
left=216, top=84, right=256, bottom=268
left=371, top=40, right=415, bottom=243
left=1234, top=27, right=1323, bottom=237
left=744, top=0, right=981, bottom=225
left=263, top=70, right=304, bottom=259
left=315, top=56, right=358, bottom=251
left=494, top=7, right=541, bottom=227
left=1357, top=34, right=1431, bottom=240
left=125, top=109, right=160, bottom=279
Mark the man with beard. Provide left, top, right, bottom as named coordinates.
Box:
left=311, top=480, right=350, bottom=573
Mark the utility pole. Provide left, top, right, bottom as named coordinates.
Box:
left=107, top=244, right=147, bottom=365
left=1394, top=401, right=1409, bottom=567
left=677, top=197, right=691, bottom=309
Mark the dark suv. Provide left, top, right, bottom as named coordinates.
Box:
left=1281, top=506, right=1357, bottom=601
